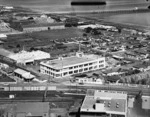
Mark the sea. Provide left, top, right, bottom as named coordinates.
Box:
left=0, top=0, right=149, bottom=13
left=0, top=0, right=150, bottom=27
left=0, top=0, right=150, bottom=29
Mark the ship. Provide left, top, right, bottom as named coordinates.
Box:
left=71, top=1, right=106, bottom=6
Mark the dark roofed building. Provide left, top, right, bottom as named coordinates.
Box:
left=22, top=23, right=65, bottom=32
left=105, top=75, right=121, bottom=83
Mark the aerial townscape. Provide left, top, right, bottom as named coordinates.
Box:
left=0, top=0, right=150, bottom=117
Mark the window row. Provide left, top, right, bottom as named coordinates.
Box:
left=41, top=66, right=60, bottom=72
left=69, top=62, right=99, bottom=70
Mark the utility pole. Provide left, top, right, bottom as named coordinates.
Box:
left=43, top=82, right=48, bottom=102
left=79, top=41, right=81, bottom=52
left=43, top=58, right=51, bottom=102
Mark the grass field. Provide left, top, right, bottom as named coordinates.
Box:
left=4, top=28, right=83, bottom=54
left=30, top=28, right=83, bottom=41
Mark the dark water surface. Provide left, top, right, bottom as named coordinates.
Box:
left=0, top=0, right=149, bottom=13
left=0, top=0, right=150, bottom=28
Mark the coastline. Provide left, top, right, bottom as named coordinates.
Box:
left=100, top=20, right=150, bottom=32
left=1, top=4, right=150, bottom=32
left=76, top=9, right=150, bottom=32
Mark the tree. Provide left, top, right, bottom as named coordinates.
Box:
left=118, top=28, right=122, bottom=33
left=91, top=29, right=101, bottom=35
left=131, top=77, right=135, bottom=84
left=16, top=44, right=21, bottom=48
left=30, top=47, right=35, bottom=51
left=83, top=33, right=87, bottom=37
left=0, top=109, right=5, bottom=117
left=85, top=27, right=92, bottom=33
left=141, top=79, right=147, bottom=85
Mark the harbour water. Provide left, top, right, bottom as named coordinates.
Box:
left=0, top=0, right=149, bottom=13
left=106, top=12, right=150, bottom=29
left=0, top=0, right=150, bottom=28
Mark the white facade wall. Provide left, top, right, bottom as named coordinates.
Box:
left=49, top=25, right=65, bottom=30
left=23, top=27, right=48, bottom=32
left=40, top=57, right=105, bottom=78
left=0, top=62, right=9, bottom=69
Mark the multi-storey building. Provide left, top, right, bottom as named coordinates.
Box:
left=40, top=52, right=105, bottom=78
left=80, top=89, right=128, bottom=117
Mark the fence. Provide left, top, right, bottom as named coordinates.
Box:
left=0, top=85, right=56, bottom=91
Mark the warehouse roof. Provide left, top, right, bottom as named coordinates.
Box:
left=9, top=50, right=50, bottom=64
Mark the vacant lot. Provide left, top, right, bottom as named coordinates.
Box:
left=0, top=74, right=16, bottom=83
left=3, top=28, right=83, bottom=53
left=30, top=28, right=83, bottom=41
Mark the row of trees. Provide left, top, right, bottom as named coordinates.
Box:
left=84, top=27, right=102, bottom=35
left=119, top=73, right=150, bottom=85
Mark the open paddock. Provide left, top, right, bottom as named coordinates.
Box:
left=3, top=28, right=83, bottom=52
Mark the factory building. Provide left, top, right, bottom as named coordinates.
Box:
left=40, top=52, right=105, bottom=78
left=22, top=23, right=65, bottom=32
left=8, top=50, right=50, bottom=65
left=80, top=90, right=128, bottom=117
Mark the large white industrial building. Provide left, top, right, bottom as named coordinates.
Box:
left=8, top=50, right=50, bottom=65
left=40, top=52, right=105, bottom=78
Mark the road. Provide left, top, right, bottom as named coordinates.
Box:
left=59, top=82, right=150, bottom=96
left=1, top=82, right=150, bottom=94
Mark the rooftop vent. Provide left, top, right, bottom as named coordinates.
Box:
left=116, top=102, right=119, bottom=108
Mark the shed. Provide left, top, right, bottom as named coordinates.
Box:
left=14, top=68, right=35, bottom=82
left=0, top=34, right=7, bottom=39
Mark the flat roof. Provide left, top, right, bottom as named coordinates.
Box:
left=81, top=90, right=127, bottom=114
left=0, top=48, right=12, bottom=57
left=94, top=90, right=127, bottom=99
left=16, top=102, right=49, bottom=113
left=14, top=68, right=35, bottom=79
left=41, top=55, right=103, bottom=69
left=9, top=50, right=50, bottom=63
left=14, top=68, right=29, bottom=75
left=81, top=97, right=126, bottom=113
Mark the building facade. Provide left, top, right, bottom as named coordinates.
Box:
left=40, top=52, right=105, bottom=78
left=23, top=23, right=65, bottom=32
